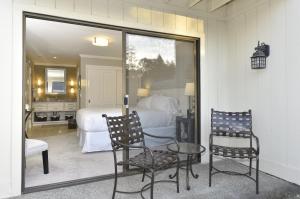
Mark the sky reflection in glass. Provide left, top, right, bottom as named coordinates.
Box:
left=126, top=34, right=176, bottom=71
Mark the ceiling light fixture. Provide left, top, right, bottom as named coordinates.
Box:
left=92, top=37, right=109, bottom=47
left=53, top=56, right=57, bottom=59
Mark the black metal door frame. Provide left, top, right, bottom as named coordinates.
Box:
left=22, top=11, right=201, bottom=194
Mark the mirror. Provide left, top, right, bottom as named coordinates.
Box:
left=45, top=68, right=66, bottom=94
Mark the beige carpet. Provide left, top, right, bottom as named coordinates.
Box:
left=25, top=131, right=122, bottom=187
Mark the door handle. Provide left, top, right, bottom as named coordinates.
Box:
left=88, top=99, right=91, bottom=104
left=124, top=95, right=129, bottom=109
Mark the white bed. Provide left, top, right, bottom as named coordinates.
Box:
left=77, top=95, right=180, bottom=153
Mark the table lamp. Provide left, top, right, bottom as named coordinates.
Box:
left=184, top=82, right=194, bottom=116
left=137, top=88, right=149, bottom=97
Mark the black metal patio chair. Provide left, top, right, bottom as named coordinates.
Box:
left=209, top=109, right=260, bottom=194
left=102, top=111, right=180, bottom=199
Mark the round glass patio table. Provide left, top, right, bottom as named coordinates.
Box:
left=167, top=142, right=206, bottom=190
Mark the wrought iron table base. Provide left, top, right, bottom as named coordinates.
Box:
left=114, top=175, right=178, bottom=199
left=169, top=154, right=198, bottom=190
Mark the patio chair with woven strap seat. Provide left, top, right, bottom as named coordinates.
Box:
left=103, top=111, right=180, bottom=199
left=209, top=109, right=260, bottom=194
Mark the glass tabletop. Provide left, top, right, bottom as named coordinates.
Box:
left=167, top=142, right=206, bottom=155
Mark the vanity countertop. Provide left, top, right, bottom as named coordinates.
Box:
left=33, top=100, right=77, bottom=103
left=32, top=101, right=78, bottom=112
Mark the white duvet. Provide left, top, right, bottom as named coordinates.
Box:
left=76, top=107, right=176, bottom=132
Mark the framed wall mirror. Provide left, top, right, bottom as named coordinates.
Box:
left=45, top=68, right=66, bottom=94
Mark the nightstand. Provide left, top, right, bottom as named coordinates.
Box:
left=176, top=115, right=195, bottom=142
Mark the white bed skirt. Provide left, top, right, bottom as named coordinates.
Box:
left=78, top=129, right=112, bottom=152
left=78, top=126, right=176, bottom=153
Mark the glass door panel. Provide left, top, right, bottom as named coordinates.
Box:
left=24, top=17, right=124, bottom=188
left=124, top=33, right=197, bottom=165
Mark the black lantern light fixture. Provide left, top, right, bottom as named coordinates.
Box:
left=251, top=41, right=270, bottom=69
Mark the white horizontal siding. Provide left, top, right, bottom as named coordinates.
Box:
left=15, top=0, right=204, bottom=36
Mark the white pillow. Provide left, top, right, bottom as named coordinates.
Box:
left=150, top=95, right=180, bottom=114
left=168, top=97, right=181, bottom=114
left=136, top=96, right=152, bottom=109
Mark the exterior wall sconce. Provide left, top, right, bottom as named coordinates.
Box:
left=251, top=41, right=270, bottom=69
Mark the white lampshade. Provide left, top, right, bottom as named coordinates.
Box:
left=137, top=88, right=149, bottom=97
left=184, top=83, right=194, bottom=96
left=92, top=37, right=109, bottom=46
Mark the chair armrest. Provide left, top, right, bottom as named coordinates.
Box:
left=112, top=139, right=155, bottom=166
left=252, top=134, right=260, bottom=155
left=143, top=132, right=180, bottom=153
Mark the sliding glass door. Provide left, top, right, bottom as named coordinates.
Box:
left=23, top=12, right=200, bottom=192
left=124, top=32, right=199, bottom=167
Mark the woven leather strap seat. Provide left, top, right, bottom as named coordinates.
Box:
left=212, top=145, right=258, bottom=159
left=118, top=150, right=177, bottom=170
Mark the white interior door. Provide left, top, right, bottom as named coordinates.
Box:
left=86, top=65, right=122, bottom=108
left=102, top=70, right=116, bottom=106
left=86, top=66, right=103, bottom=108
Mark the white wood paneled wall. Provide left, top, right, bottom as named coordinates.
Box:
left=225, top=0, right=300, bottom=185
left=201, top=18, right=228, bottom=158
left=14, top=0, right=205, bottom=36
left=0, top=1, right=13, bottom=198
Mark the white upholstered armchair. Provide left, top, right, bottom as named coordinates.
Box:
left=25, top=110, right=49, bottom=174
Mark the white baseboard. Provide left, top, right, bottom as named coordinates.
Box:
left=203, top=153, right=300, bottom=186
left=238, top=158, right=300, bottom=186
left=259, top=159, right=300, bottom=186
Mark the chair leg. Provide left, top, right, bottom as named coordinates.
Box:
left=186, top=155, right=190, bottom=190
left=150, top=170, right=155, bottom=199
left=176, top=158, right=180, bottom=193
left=256, top=158, right=259, bottom=194
left=209, top=153, right=212, bottom=187
left=42, top=150, right=49, bottom=174
left=112, top=164, right=118, bottom=199
left=249, top=158, right=252, bottom=176
left=142, top=169, right=146, bottom=182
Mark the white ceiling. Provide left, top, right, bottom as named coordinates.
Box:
left=137, top=0, right=232, bottom=12
left=26, top=18, right=122, bottom=66
left=152, top=0, right=208, bottom=10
